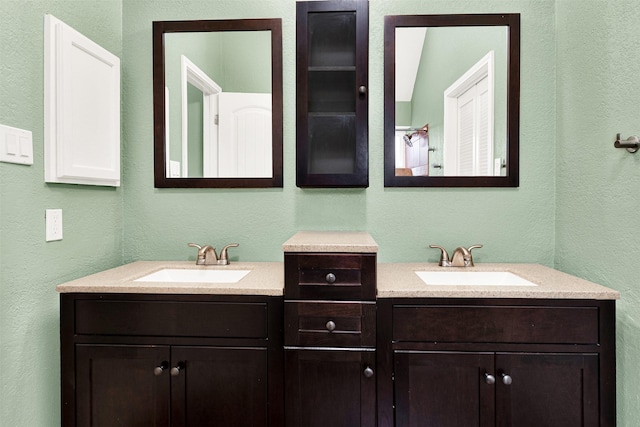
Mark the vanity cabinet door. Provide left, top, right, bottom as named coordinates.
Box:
left=380, top=298, right=615, bottom=427
left=296, top=0, right=369, bottom=187
left=170, top=346, right=268, bottom=427
left=75, top=344, right=171, bottom=426
left=285, top=349, right=376, bottom=427
left=393, top=351, right=600, bottom=427
left=394, top=351, right=495, bottom=427
left=495, top=352, right=599, bottom=427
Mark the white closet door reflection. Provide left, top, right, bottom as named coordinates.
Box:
left=217, top=92, right=272, bottom=178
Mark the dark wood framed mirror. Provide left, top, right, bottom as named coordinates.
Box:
left=153, top=19, right=283, bottom=188
left=384, top=14, right=520, bottom=187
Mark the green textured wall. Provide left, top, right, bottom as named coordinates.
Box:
left=555, top=1, right=640, bottom=424
left=0, top=0, right=123, bottom=425
left=1, top=0, right=636, bottom=425
left=122, top=0, right=556, bottom=266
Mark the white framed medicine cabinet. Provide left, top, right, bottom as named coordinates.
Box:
left=45, top=14, right=121, bottom=187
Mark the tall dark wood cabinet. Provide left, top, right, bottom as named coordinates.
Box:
left=61, top=293, right=283, bottom=427
left=377, top=297, right=616, bottom=427
left=284, top=252, right=377, bottom=427
left=296, top=0, right=369, bottom=187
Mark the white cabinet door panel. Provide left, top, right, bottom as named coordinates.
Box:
left=45, top=15, right=120, bottom=186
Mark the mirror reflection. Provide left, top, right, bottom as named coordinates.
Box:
left=395, top=26, right=506, bottom=177
left=165, top=31, right=272, bottom=178
left=384, top=14, right=520, bottom=187
left=153, top=19, right=283, bottom=188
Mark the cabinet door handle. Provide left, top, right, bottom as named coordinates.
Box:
left=502, top=373, right=513, bottom=385
left=171, top=361, right=185, bottom=376
left=154, top=361, right=169, bottom=376
left=325, top=273, right=336, bottom=284
left=363, top=366, right=374, bottom=378
left=484, top=373, right=496, bottom=384
left=359, top=85, right=367, bottom=95
left=326, top=320, right=336, bottom=332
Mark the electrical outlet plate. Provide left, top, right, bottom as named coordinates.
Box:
left=46, top=209, right=63, bottom=241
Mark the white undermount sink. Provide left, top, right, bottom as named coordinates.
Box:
left=415, top=271, right=538, bottom=287
left=135, top=268, right=251, bottom=284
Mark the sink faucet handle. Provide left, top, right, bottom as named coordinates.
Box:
left=188, top=243, right=218, bottom=265
left=464, top=245, right=483, bottom=267
left=188, top=242, right=213, bottom=255
left=188, top=243, right=203, bottom=251
left=467, top=244, right=483, bottom=253
left=429, top=245, right=451, bottom=267
left=219, top=243, right=239, bottom=265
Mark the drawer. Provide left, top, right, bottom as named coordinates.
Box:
left=285, top=301, right=376, bottom=347
left=75, top=299, right=268, bottom=338
left=284, top=253, right=376, bottom=300
left=393, top=304, right=600, bottom=345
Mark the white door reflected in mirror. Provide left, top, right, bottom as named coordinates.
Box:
left=165, top=55, right=273, bottom=179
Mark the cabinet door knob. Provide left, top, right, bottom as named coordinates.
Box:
left=154, top=361, right=169, bottom=376
left=502, top=373, right=513, bottom=385
left=326, top=320, right=336, bottom=332
left=359, top=85, right=367, bottom=95
left=363, top=366, right=374, bottom=378
left=484, top=373, right=496, bottom=385
left=325, top=273, right=336, bottom=284
left=171, top=362, right=185, bottom=376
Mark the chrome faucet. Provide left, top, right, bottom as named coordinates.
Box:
left=188, top=243, right=239, bottom=265
left=430, top=244, right=483, bottom=267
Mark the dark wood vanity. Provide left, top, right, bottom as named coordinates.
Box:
left=60, top=293, right=284, bottom=426
left=60, top=294, right=616, bottom=427
left=59, top=235, right=618, bottom=426
left=376, top=297, right=616, bottom=427
left=283, top=251, right=377, bottom=426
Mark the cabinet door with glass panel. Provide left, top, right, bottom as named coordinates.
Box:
left=296, top=0, right=369, bottom=187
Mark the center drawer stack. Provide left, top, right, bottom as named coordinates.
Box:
left=282, top=231, right=378, bottom=427
left=284, top=252, right=376, bottom=347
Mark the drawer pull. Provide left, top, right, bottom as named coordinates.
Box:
left=325, top=273, right=336, bottom=284
left=484, top=373, right=496, bottom=385
left=363, top=366, right=374, bottom=378
left=326, top=320, right=336, bottom=332
left=154, top=361, right=169, bottom=376
left=502, top=373, right=513, bottom=385
left=171, top=361, right=185, bottom=376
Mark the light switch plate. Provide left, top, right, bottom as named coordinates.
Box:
left=46, top=209, right=63, bottom=241
left=0, top=124, right=33, bottom=165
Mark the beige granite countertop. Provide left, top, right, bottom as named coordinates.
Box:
left=55, top=261, right=284, bottom=296
left=377, top=263, right=620, bottom=300
left=56, top=259, right=620, bottom=300
left=282, top=231, right=378, bottom=253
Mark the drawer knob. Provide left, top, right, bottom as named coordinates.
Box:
left=326, top=320, right=336, bottom=332
left=484, top=373, right=496, bottom=385
left=363, top=366, right=374, bottom=378
left=154, top=361, right=169, bottom=376
left=171, top=362, right=185, bottom=376
left=325, top=273, right=336, bottom=284
left=502, top=373, right=513, bottom=385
